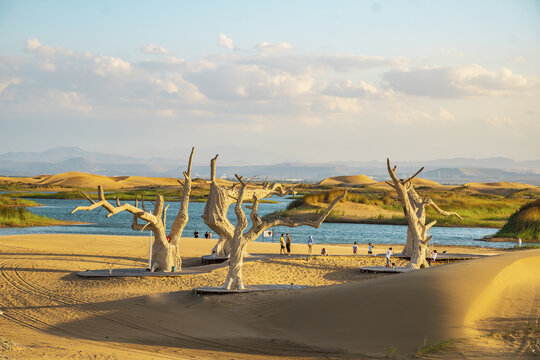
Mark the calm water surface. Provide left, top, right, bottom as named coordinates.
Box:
left=0, top=197, right=511, bottom=248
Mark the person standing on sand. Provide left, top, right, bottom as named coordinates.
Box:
left=194, top=230, right=199, bottom=238
left=428, top=250, right=437, bottom=266
left=518, top=238, right=522, bottom=247
left=307, top=236, right=314, bottom=255
left=286, top=234, right=292, bottom=256
left=353, top=242, right=358, bottom=255
left=280, top=234, right=285, bottom=255
left=385, top=247, right=393, bottom=267
left=368, top=242, right=374, bottom=256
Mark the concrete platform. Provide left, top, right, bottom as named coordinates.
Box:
left=360, top=266, right=415, bottom=273
left=379, top=253, right=495, bottom=261
left=76, top=266, right=220, bottom=278
left=193, top=284, right=306, bottom=295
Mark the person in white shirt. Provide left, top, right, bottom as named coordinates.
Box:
left=307, top=236, right=314, bottom=255
left=428, top=250, right=437, bottom=266
left=353, top=242, right=358, bottom=255
left=385, top=247, right=393, bottom=267
left=518, top=238, right=522, bottom=247
left=368, top=242, right=374, bottom=256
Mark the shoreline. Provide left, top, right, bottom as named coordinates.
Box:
left=0, top=220, right=90, bottom=228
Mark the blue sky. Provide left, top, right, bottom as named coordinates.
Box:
left=0, top=0, right=539, bottom=163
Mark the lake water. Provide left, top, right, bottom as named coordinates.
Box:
left=0, top=197, right=512, bottom=248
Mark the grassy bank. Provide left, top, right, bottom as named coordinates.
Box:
left=4, top=190, right=279, bottom=204
left=0, top=195, right=68, bottom=228
left=493, top=199, right=540, bottom=242
left=283, top=188, right=528, bottom=228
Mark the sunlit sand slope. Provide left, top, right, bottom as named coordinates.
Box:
left=319, top=175, right=376, bottom=186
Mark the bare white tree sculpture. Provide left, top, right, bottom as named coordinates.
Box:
left=222, top=174, right=346, bottom=290
left=202, top=155, right=298, bottom=257
left=386, top=158, right=462, bottom=268
left=71, top=148, right=195, bottom=272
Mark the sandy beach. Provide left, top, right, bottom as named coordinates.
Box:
left=0, top=234, right=538, bottom=359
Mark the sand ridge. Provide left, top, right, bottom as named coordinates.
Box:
left=319, top=175, right=376, bottom=186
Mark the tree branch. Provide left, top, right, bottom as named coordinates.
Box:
left=385, top=181, right=396, bottom=189
left=425, top=198, right=463, bottom=220
left=186, top=147, right=194, bottom=177
left=403, top=167, right=424, bottom=185
left=387, top=158, right=400, bottom=184
left=210, top=155, right=219, bottom=183
left=248, top=190, right=347, bottom=238
left=72, top=186, right=160, bottom=225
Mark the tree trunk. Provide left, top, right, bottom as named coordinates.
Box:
left=202, top=183, right=235, bottom=257
left=387, top=159, right=430, bottom=269
left=150, top=229, right=181, bottom=272
left=223, top=239, right=248, bottom=290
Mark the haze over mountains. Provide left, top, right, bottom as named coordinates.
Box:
left=1, top=147, right=539, bottom=185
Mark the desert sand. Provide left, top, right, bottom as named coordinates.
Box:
left=0, top=234, right=538, bottom=359
left=3, top=172, right=538, bottom=197
left=0, top=172, right=230, bottom=191
left=319, top=175, right=376, bottom=186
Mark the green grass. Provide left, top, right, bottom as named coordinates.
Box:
left=0, top=195, right=39, bottom=207
left=414, top=337, right=456, bottom=357
left=4, top=189, right=279, bottom=204
left=0, top=195, right=64, bottom=227
left=511, top=244, right=540, bottom=250
left=285, top=188, right=528, bottom=228
left=422, top=190, right=526, bottom=228
left=0, top=206, right=62, bottom=227
left=495, top=199, right=540, bottom=241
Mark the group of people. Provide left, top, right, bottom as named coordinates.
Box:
left=276, top=236, right=439, bottom=267
left=193, top=230, right=213, bottom=239
left=279, top=233, right=292, bottom=256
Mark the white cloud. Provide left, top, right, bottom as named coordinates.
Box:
left=141, top=44, right=171, bottom=55
left=383, top=64, right=536, bottom=97
left=94, top=56, right=131, bottom=76
left=187, top=64, right=314, bottom=101
left=25, top=38, right=42, bottom=51
left=156, top=109, right=177, bottom=118
left=320, top=80, right=378, bottom=98
left=485, top=115, right=516, bottom=128
left=24, top=38, right=73, bottom=57
left=508, top=56, right=525, bottom=64
left=311, top=96, right=363, bottom=114
left=438, top=107, right=455, bottom=122
left=256, top=41, right=293, bottom=53
left=42, top=63, right=56, bottom=72
left=219, top=33, right=235, bottom=51
left=441, top=48, right=464, bottom=58
left=0, top=78, right=20, bottom=94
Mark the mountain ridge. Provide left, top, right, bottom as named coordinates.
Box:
left=1, top=147, right=539, bottom=185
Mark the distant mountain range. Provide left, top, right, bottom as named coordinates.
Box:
left=1, top=147, right=540, bottom=185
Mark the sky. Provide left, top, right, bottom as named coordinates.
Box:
left=0, top=0, right=539, bottom=164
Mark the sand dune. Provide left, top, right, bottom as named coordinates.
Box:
left=0, top=234, right=537, bottom=358
left=0, top=172, right=233, bottom=190
left=320, top=175, right=445, bottom=189
left=253, top=249, right=539, bottom=357
left=462, top=181, right=539, bottom=196
left=0, top=172, right=185, bottom=190
left=319, top=175, right=376, bottom=186
left=370, top=177, right=447, bottom=190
